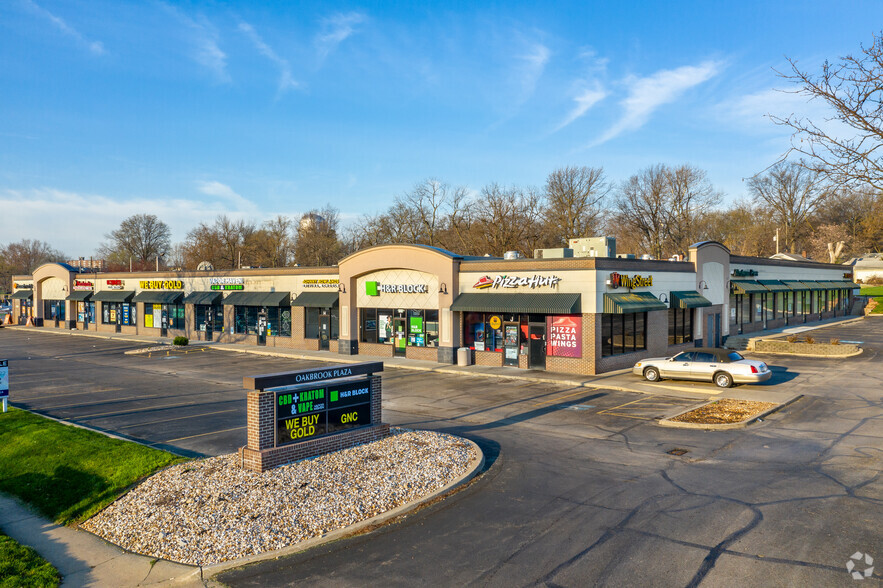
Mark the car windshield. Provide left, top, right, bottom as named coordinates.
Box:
left=672, top=352, right=694, bottom=361
left=727, top=352, right=744, bottom=361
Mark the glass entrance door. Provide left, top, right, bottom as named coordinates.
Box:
left=319, top=314, right=330, bottom=350
left=503, top=323, right=519, bottom=366
left=393, top=318, right=407, bottom=357
left=528, top=324, right=546, bottom=370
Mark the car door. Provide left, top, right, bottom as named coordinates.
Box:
left=662, top=351, right=694, bottom=378
left=690, top=352, right=720, bottom=382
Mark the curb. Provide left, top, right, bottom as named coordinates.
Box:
left=198, top=437, right=485, bottom=580
left=748, top=348, right=864, bottom=359
left=657, top=394, right=803, bottom=430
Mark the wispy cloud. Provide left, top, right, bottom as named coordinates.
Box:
left=196, top=180, right=258, bottom=214
left=161, top=3, right=229, bottom=82
left=593, top=60, right=721, bottom=145
left=239, top=22, right=298, bottom=94
left=22, top=0, right=104, bottom=55
left=315, top=12, right=366, bottom=63
left=554, top=85, right=608, bottom=132
left=518, top=43, right=551, bottom=98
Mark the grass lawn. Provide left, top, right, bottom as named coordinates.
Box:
left=861, top=286, right=883, bottom=313
left=0, top=532, right=60, bottom=588
left=0, top=407, right=186, bottom=524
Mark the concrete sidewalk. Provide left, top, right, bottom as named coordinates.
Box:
left=0, top=495, right=203, bottom=587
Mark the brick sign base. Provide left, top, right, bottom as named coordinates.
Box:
left=241, top=372, right=389, bottom=473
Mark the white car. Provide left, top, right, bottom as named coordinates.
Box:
left=632, top=348, right=772, bottom=388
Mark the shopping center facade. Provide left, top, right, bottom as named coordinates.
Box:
left=9, top=241, right=858, bottom=375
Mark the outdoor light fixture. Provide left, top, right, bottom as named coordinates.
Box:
left=438, top=283, right=448, bottom=294
left=338, top=283, right=346, bottom=293
left=698, top=280, right=709, bottom=290
left=658, top=293, right=669, bottom=303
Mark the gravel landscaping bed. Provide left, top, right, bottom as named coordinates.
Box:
left=669, top=398, right=778, bottom=424
left=82, top=429, right=477, bottom=566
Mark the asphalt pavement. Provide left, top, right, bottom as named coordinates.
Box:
left=0, top=320, right=881, bottom=586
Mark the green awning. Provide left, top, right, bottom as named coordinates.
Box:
left=66, top=290, right=93, bottom=301
left=780, top=280, right=808, bottom=291
left=92, top=290, right=135, bottom=302
left=450, top=293, right=581, bottom=314
left=222, top=291, right=291, bottom=307
left=800, top=280, right=825, bottom=291
left=293, top=291, right=339, bottom=307
left=731, top=280, right=769, bottom=294
left=833, top=280, right=860, bottom=289
left=10, top=290, right=33, bottom=300
left=183, top=291, right=222, bottom=305
left=670, top=290, right=712, bottom=308
left=133, top=291, right=184, bottom=304
left=603, top=292, right=667, bottom=314
left=757, top=280, right=790, bottom=292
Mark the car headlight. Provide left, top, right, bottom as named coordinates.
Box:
left=634, top=362, right=642, bottom=368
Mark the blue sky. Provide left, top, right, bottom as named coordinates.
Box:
left=2, top=0, right=881, bottom=255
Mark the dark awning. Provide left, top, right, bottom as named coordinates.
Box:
left=818, top=280, right=853, bottom=289
left=92, top=290, right=135, bottom=302
left=603, top=292, right=667, bottom=314
left=800, top=280, right=826, bottom=291
left=133, top=291, right=184, bottom=304
left=832, top=280, right=860, bottom=289
left=183, top=291, right=222, bottom=305
left=293, top=292, right=339, bottom=307
left=450, top=293, right=581, bottom=314
left=780, top=280, right=808, bottom=291
left=222, top=291, right=291, bottom=307
left=10, top=290, right=33, bottom=300
left=757, top=280, right=791, bottom=292
left=731, top=280, right=768, bottom=294
left=66, top=290, right=93, bottom=301
left=670, top=290, right=712, bottom=308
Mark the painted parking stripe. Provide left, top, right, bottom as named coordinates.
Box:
left=532, top=389, right=588, bottom=406
left=73, top=398, right=242, bottom=420
left=115, top=408, right=241, bottom=430
left=161, top=426, right=246, bottom=443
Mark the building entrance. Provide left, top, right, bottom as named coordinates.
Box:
left=528, top=324, right=546, bottom=370
left=393, top=318, right=407, bottom=357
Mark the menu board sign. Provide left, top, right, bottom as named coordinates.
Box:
left=275, top=378, right=372, bottom=446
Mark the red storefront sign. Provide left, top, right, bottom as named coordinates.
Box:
left=547, top=315, right=581, bottom=358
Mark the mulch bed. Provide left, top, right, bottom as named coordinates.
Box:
left=670, top=398, right=777, bottom=424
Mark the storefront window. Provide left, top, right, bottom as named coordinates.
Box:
left=741, top=295, right=751, bottom=324
left=234, top=306, right=290, bottom=336
left=102, top=302, right=136, bottom=325
left=764, top=293, right=774, bottom=321
left=144, top=303, right=182, bottom=329
left=754, top=293, right=763, bottom=322
left=729, top=295, right=737, bottom=325
left=43, top=300, right=66, bottom=321
left=195, top=304, right=224, bottom=331
left=304, top=307, right=337, bottom=340
left=360, top=308, right=437, bottom=347
left=668, top=308, right=693, bottom=345
left=77, top=301, right=95, bottom=323
left=602, top=313, right=647, bottom=357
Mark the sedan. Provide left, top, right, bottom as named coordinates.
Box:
left=632, top=348, right=771, bottom=388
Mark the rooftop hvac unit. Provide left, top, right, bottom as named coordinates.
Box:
left=504, top=250, right=522, bottom=260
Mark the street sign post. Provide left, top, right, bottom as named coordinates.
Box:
left=0, top=359, right=8, bottom=412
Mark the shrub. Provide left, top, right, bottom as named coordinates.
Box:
left=172, top=336, right=189, bottom=346
left=866, top=276, right=883, bottom=286
left=786, top=334, right=798, bottom=343
left=830, top=338, right=840, bottom=345
left=805, top=335, right=815, bottom=344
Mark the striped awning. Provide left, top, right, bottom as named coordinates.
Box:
left=92, top=290, right=135, bottom=302
left=292, top=292, right=340, bottom=307
left=603, top=292, right=667, bottom=314
left=133, top=291, right=184, bottom=304
left=66, top=290, right=93, bottom=301
left=780, top=280, right=808, bottom=291
left=222, top=291, right=291, bottom=307
left=670, top=290, right=712, bottom=308
left=450, top=293, right=581, bottom=314
left=183, top=291, right=222, bottom=305
left=757, top=280, right=791, bottom=292
left=800, top=281, right=826, bottom=291
left=731, top=280, right=768, bottom=294
left=11, top=290, right=33, bottom=300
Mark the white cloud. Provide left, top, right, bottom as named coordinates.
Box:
left=23, top=0, right=105, bottom=55
left=195, top=181, right=258, bottom=214
left=161, top=3, right=229, bottom=82
left=239, top=22, right=298, bottom=94
left=554, top=85, right=608, bottom=132
left=593, top=60, right=721, bottom=145
left=315, top=12, right=366, bottom=63
left=518, top=43, right=551, bottom=98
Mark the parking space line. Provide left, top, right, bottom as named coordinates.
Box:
left=115, top=408, right=241, bottom=430
left=161, top=426, right=245, bottom=443
left=15, top=387, right=123, bottom=399
left=74, top=398, right=241, bottom=420
left=532, top=389, right=587, bottom=406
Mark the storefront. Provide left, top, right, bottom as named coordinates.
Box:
left=10, top=288, right=33, bottom=324
left=184, top=291, right=223, bottom=341
left=222, top=291, right=292, bottom=345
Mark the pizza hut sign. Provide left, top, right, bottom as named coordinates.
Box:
left=473, top=275, right=561, bottom=289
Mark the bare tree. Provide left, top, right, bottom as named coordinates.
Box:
left=400, top=178, right=469, bottom=247
left=747, top=162, right=831, bottom=254
left=294, top=206, right=344, bottom=266
left=542, top=166, right=610, bottom=244
left=251, top=215, right=295, bottom=267
left=467, top=183, right=543, bottom=257
left=665, top=164, right=722, bottom=255
left=182, top=215, right=257, bottom=269
left=0, top=239, right=66, bottom=293
left=611, top=165, right=670, bottom=258
left=774, top=32, right=883, bottom=190
left=98, top=214, right=171, bottom=268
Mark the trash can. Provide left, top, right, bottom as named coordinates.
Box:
left=457, top=347, right=473, bottom=366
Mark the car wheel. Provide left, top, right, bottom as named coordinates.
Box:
left=644, top=367, right=661, bottom=382
left=714, top=372, right=733, bottom=388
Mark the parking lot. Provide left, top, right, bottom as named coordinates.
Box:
left=1, top=321, right=881, bottom=586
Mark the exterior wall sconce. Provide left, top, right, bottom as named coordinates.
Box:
left=438, top=283, right=448, bottom=294
left=697, top=280, right=709, bottom=290
left=658, top=293, right=669, bottom=303
left=338, top=283, right=346, bottom=293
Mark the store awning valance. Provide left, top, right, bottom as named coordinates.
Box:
left=293, top=292, right=340, bottom=307
left=730, top=280, right=768, bottom=294
left=670, top=290, right=712, bottom=308
left=800, top=280, right=826, bottom=291
left=757, top=280, right=791, bottom=292
left=222, top=291, right=291, bottom=307
left=92, top=290, right=135, bottom=302
left=832, top=280, right=860, bottom=289
left=183, top=291, right=222, bottom=305
left=450, top=293, right=581, bottom=314
left=603, top=292, right=667, bottom=314
left=780, top=280, right=808, bottom=291
left=133, top=291, right=184, bottom=304
left=11, top=290, right=33, bottom=300
left=66, top=290, right=93, bottom=301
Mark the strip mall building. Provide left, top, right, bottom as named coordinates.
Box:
left=9, top=241, right=857, bottom=375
